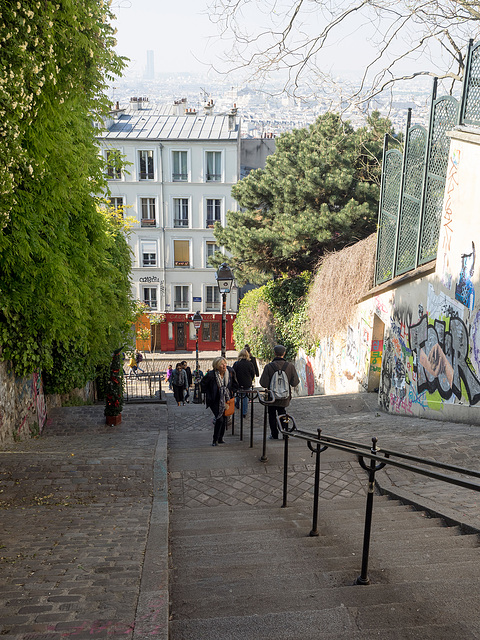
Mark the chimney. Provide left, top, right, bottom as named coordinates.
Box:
left=228, top=105, right=238, bottom=131
left=204, top=99, right=215, bottom=115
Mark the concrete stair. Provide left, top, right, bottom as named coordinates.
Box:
left=169, top=496, right=480, bottom=639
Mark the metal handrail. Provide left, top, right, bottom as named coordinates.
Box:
left=276, top=414, right=480, bottom=586
left=233, top=388, right=275, bottom=459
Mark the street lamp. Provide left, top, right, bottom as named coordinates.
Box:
left=216, top=262, right=234, bottom=358
left=192, top=310, right=203, bottom=404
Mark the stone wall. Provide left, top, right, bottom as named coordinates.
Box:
left=0, top=359, right=95, bottom=447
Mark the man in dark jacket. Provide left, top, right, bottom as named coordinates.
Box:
left=259, top=345, right=300, bottom=439
left=233, top=349, right=256, bottom=417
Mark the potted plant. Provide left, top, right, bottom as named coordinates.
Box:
left=105, top=348, right=124, bottom=425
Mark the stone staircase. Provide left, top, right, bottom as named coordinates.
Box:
left=169, top=486, right=480, bottom=639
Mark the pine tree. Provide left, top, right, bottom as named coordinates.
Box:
left=213, top=112, right=399, bottom=283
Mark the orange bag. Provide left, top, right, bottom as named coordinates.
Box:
left=224, top=398, right=235, bottom=416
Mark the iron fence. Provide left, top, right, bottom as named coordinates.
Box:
left=374, top=35, right=480, bottom=286
left=123, top=372, right=164, bottom=403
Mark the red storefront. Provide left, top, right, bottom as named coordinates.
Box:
left=135, top=312, right=236, bottom=353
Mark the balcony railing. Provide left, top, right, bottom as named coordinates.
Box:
left=174, top=260, right=190, bottom=267
left=174, top=218, right=189, bottom=228
left=206, top=218, right=220, bottom=228
left=139, top=171, right=154, bottom=180
left=172, top=173, right=188, bottom=181
left=206, top=173, right=221, bottom=182
left=205, top=303, right=220, bottom=311
left=174, top=302, right=189, bottom=311
left=141, top=218, right=156, bottom=227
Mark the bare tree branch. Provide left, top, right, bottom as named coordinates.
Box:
left=206, top=0, right=480, bottom=103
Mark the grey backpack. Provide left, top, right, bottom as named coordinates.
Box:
left=269, top=362, right=290, bottom=400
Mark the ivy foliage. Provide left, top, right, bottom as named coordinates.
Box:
left=213, top=111, right=400, bottom=284
left=233, top=273, right=313, bottom=362
left=0, top=1, right=134, bottom=391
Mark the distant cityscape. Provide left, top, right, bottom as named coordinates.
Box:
left=109, top=51, right=456, bottom=138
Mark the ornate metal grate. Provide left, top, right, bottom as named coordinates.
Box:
left=461, top=41, right=480, bottom=127
left=418, top=96, right=458, bottom=265
left=375, top=149, right=402, bottom=284
left=395, top=125, right=427, bottom=276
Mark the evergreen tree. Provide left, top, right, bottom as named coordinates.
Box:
left=213, top=112, right=398, bottom=283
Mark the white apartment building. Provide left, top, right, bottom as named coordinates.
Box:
left=99, top=97, right=240, bottom=353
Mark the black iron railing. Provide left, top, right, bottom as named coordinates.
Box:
left=232, top=389, right=275, bottom=460
left=124, top=372, right=163, bottom=403
left=276, top=414, right=480, bottom=586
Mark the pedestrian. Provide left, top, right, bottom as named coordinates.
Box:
left=201, top=356, right=239, bottom=446
left=259, top=345, right=300, bottom=439
left=245, top=344, right=259, bottom=378
left=166, top=364, right=173, bottom=390
left=233, top=349, right=256, bottom=418
left=135, top=351, right=144, bottom=373
left=181, top=361, right=193, bottom=403
left=171, top=362, right=188, bottom=406
left=128, top=354, right=138, bottom=375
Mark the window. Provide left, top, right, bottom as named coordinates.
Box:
left=206, top=241, right=219, bottom=268
left=106, top=150, right=121, bottom=180
left=172, top=150, right=188, bottom=181
left=138, top=150, right=154, bottom=180
left=141, top=240, right=157, bottom=267
left=205, top=285, right=220, bottom=311
left=206, top=151, right=222, bottom=182
left=174, top=240, right=190, bottom=267
left=143, top=287, right=158, bottom=310
left=174, top=285, right=189, bottom=311
left=206, top=199, right=221, bottom=227
left=141, top=197, right=156, bottom=227
left=202, top=322, right=220, bottom=342
left=173, top=198, right=189, bottom=227
left=108, top=196, right=124, bottom=216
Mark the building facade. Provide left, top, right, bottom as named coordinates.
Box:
left=99, top=97, right=240, bottom=352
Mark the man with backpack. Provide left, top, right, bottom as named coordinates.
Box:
left=259, top=345, right=300, bottom=439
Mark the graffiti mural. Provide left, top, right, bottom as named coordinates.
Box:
left=409, top=314, right=480, bottom=405
left=455, top=241, right=476, bottom=310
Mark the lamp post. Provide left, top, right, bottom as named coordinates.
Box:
left=192, top=310, right=203, bottom=404
left=215, top=262, right=234, bottom=358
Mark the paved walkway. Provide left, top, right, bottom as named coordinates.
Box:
left=1, top=390, right=480, bottom=637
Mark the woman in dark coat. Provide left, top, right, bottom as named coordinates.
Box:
left=233, top=349, right=256, bottom=418
left=201, top=356, right=238, bottom=446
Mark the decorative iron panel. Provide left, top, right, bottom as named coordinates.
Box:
left=375, top=149, right=402, bottom=285
left=418, top=96, right=458, bottom=265
left=461, top=41, right=480, bottom=127
left=395, top=125, right=427, bottom=276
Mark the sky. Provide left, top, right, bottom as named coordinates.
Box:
left=110, top=0, right=469, bottom=95
left=112, top=0, right=229, bottom=77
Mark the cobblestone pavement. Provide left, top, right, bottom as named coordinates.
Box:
left=169, top=391, right=480, bottom=532
left=2, top=389, right=480, bottom=639
left=0, top=403, right=168, bottom=639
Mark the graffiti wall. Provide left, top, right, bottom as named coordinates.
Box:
left=0, top=360, right=48, bottom=446
left=377, top=133, right=480, bottom=423
left=293, top=130, right=480, bottom=425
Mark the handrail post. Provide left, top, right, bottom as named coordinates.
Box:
left=357, top=437, right=380, bottom=586
left=310, top=428, right=323, bottom=537
left=282, top=418, right=289, bottom=508
left=261, top=401, right=268, bottom=462
left=239, top=392, right=244, bottom=441
left=250, top=390, right=254, bottom=448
